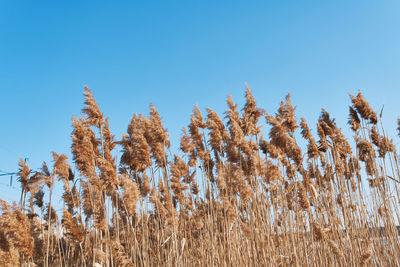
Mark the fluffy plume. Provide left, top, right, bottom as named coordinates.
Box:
left=121, top=174, right=140, bottom=216
left=206, top=108, right=226, bottom=153
left=277, top=93, right=297, bottom=133
left=348, top=106, right=361, bottom=131
left=120, top=114, right=152, bottom=173
left=350, top=92, right=377, bottom=124
left=71, top=117, right=97, bottom=177
left=241, top=85, right=264, bottom=136
left=82, top=85, right=103, bottom=127
left=145, top=104, right=170, bottom=167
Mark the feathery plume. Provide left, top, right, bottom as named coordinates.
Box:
left=206, top=108, right=226, bottom=153
left=82, top=85, right=103, bottom=127
left=350, top=92, right=377, bottom=124
left=348, top=106, right=361, bottom=131
left=120, top=174, right=140, bottom=216
left=241, top=85, right=264, bottom=136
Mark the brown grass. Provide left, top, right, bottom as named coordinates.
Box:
left=1, top=86, right=400, bottom=266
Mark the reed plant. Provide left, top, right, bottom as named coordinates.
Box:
left=1, top=86, right=400, bottom=266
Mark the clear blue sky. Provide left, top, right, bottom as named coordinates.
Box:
left=1, top=1, right=400, bottom=202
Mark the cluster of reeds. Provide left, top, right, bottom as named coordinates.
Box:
left=1, top=86, right=400, bottom=266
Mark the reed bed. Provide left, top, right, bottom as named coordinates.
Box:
left=1, top=86, right=400, bottom=266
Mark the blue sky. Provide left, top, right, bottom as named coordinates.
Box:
left=1, top=1, right=400, bottom=202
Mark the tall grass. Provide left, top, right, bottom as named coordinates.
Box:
left=1, top=86, right=400, bottom=266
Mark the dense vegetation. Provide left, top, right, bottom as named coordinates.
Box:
left=1, top=86, right=400, bottom=266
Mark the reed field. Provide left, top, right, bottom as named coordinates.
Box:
left=2, top=86, right=400, bottom=266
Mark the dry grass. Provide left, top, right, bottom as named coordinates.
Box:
left=1, top=86, right=400, bottom=266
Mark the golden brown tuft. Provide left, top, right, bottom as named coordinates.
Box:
left=120, top=114, right=152, bottom=173
left=120, top=174, right=140, bottom=216
left=82, top=85, right=103, bottom=127
left=348, top=106, right=361, bottom=131
left=241, top=85, right=264, bottom=136
left=350, top=92, right=377, bottom=124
